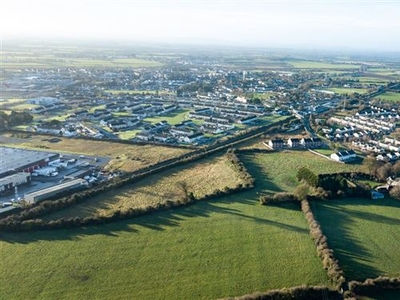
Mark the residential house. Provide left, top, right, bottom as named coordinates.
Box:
left=330, top=150, right=357, bottom=162
left=287, top=138, right=300, bottom=148
left=268, top=139, right=285, bottom=149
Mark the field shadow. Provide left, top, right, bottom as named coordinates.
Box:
left=1, top=192, right=307, bottom=244
left=311, top=199, right=388, bottom=281
left=239, top=153, right=284, bottom=194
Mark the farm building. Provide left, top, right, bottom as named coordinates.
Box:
left=0, top=173, right=31, bottom=195
left=0, top=147, right=59, bottom=178
left=24, top=178, right=88, bottom=204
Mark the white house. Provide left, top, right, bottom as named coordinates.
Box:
left=330, top=150, right=357, bottom=162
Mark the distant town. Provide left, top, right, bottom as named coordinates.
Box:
left=1, top=41, right=400, bottom=300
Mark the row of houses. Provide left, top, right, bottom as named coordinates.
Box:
left=136, top=120, right=206, bottom=144
left=330, top=114, right=396, bottom=135
left=30, top=103, right=66, bottom=114
left=267, top=137, right=323, bottom=149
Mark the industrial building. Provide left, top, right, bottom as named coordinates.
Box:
left=0, top=173, right=31, bottom=195
left=0, top=147, right=59, bottom=178
left=24, top=178, right=88, bottom=204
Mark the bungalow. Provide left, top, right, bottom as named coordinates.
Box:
left=170, top=127, right=194, bottom=137
left=162, top=104, right=177, bottom=113
left=153, top=134, right=174, bottom=143
left=268, top=139, right=285, bottom=149
left=183, top=132, right=204, bottom=144
left=330, top=150, right=357, bottom=162
left=239, top=115, right=258, bottom=124
left=136, top=131, right=152, bottom=141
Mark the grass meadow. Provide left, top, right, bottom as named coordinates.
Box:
left=42, top=155, right=245, bottom=219
left=328, top=87, right=370, bottom=95
left=288, top=61, right=359, bottom=69
left=0, top=195, right=330, bottom=300
left=241, top=151, right=362, bottom=194
left=143, top=109, right=190, bottom=125
left=311, top=197, right=400, bottom=281
left=0, top=133, right=190, bottom=172
left=2, top=56, right=163, bottom=69
left=373, top=92, right=400, bottom=102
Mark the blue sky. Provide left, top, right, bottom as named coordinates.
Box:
left=2, top=0, right=400, bottom=51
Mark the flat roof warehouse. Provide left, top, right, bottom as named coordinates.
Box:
left=0, top=147, right=59, bottom=178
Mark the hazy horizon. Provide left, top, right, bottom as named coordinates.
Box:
left=2, top=0, right=400, bottom=52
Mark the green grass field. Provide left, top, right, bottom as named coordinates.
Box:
left=144, top=109, right=190, bottom=125
left=311, top=198, right=400, bottom=281
left=356, top=77, right=391, bottom=84
left=42, top=155, right=245, bottom=219
left=373, top=92, right=400, bottom=102
left=2, top=57, right=163, bottom=69
left=288, top=61, right=359, bottom=69
left=241, top=151, right=362, bottom=194
left=0, top=196, right=330, bottom=300
left=328, top=87, right=369, bottom=95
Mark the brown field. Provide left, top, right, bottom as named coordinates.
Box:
left=43, top=155, right=244, bottom=219
left=0, top=133, right=190, bottom=172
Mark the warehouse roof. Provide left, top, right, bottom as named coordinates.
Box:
left=24, top=178, right=88, bottom=202
left=0, top=173, right=30, bottom=187
left=0, top=147, right=59, bottom=178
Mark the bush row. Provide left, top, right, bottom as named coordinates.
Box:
left=297, top=168, right=372, bottom=199
left=301, top=199, right=346, bottom=289
left=236, top=148, right=274, bottom=154
left=259, top=192, right=299, bottom=205
left=226, top=149, right=255, bottom=188
left=0, top=182, right=254, bottom=232
left=347, top=276, right=400, bottom=296
left=222, top=285, right=342, bottom=300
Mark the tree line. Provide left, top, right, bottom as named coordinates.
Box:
left=0, top=111, right=33, bottom=129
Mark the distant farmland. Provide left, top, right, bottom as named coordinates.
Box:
left=288, top=60, right=359, bottom=69
left=373, top=92, right=400, bottom=102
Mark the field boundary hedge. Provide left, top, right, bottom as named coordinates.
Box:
left=301, top=199, right=346, bottom=290
left=346, top=276, right=400, bottom=298
left=0, top=151, right=255, bottom=232
left=222, top=285, right=342, bottom=300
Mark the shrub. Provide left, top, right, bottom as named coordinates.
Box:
left=259, top=192, right=299, bottom=205
left=301, top=199, right=345, bottom=288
